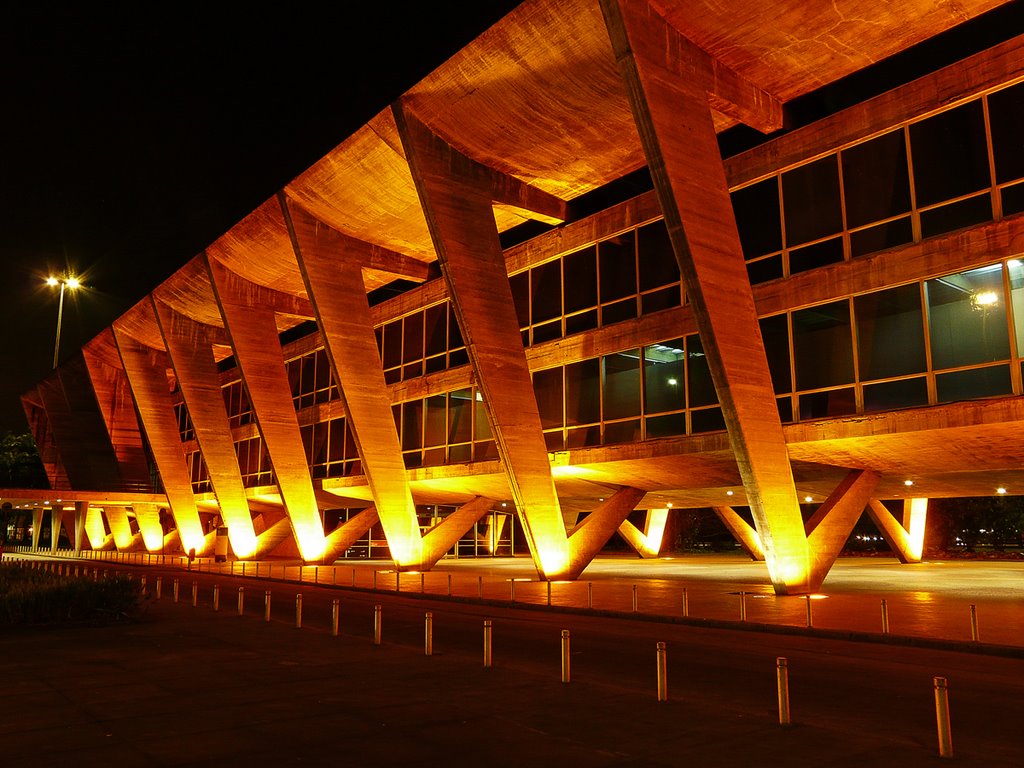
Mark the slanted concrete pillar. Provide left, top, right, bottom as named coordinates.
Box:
left=104, top=507, right=134, bottom=551
left=867, top=498, right=927, bottom=563
left=152, top=297, right=258, bottom=558
left=618, top=508, right=670, bottom=558
left=49, top=506, right=63, bottom=552
left=804, top=470, right=879, bottom=589
left=31, top=507, right=43, bottom=550
left=73, top=501, right=88, bottom=553
left=601, top=0, right=811, bottom=593
left=712, top=507, right=766, bottom=561
left=131, top=503, right=165, bottom=553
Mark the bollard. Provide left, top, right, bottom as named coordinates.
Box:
left=478, top=576, right=483, bottom=598
left=213, top=585, right=220, bottom=612
left=805, top=594, right=812, bottom=628
left=173, top=579, right=180, bottom=603
left=483, top=620, right=493, bottom=668
left=332, top=599, right=340, bottom=637
left=352, top=568, right=356, bottom=587
left=333, top=567, right=337, bottom=586
left=934, top=677, right=953, bottom=758
left=447, top=573, right=452, bottom=597
left=969, top=604, right=979, bottom=642
left=739, top=591, right=747, bottom=621
left=632, top=584, right=638, bottom=613
left=547, top=581, right=552, bottom=606
left=374, top=604, right=382, bottom=645
left=295, top=594, right=303, bottom=629
left=237, top=587, right=245, bottom=616
left=264, top=591, right=272, bottom=622
left=141, top=575, right=147, bottom=594
left=396, top=571, right=400, bottom=593
left=510, top=579, right=516, bottom=602
left=315, top=566, right=319, bottom=585
left=191, top=582, right=198, bottom=607
left=656, top=642, right=668, bottom=702
left=881, top=598, right=890, bottom=634
left=421, top=572, right=425, bottom=593
left=587, top=582, right=593, bottom=609
left=777, top=657, right=791, bottom=726
left=156, top=576, right=163, bottom=600
left=373, top=570, right=377, bottom=590
left=682, top=587, right=689, bottom=618
left=424, top=611, right=433, bottom=656
left=560, top=629, right=571, bottom=683
left=241, top=562, right=246, bottom=577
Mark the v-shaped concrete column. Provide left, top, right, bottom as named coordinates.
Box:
left=322, top=506, right=381, bottom=563
left=131, top=503, right=165, bottom=553
left=712, top=507, right=766, bottom=561
left=152, top=299, right=258, bottom=558
left=618, top=508, right=671, bottom=558
left=395, top=103, right=644, bottom=579
left=72, top=501, right=87, bottom=552
left=112, top=326, right=206, bottom=555
left=867, top=498, right=927, bottom=563
left=205, top=257, right=325, bottom=561
left=104, top=506, right=134, bottom=551
left=601, top=0, right=811, bottom=593
left=804, top=469, right=879, bottom=589
left=31, top=507, right=43, bottom=550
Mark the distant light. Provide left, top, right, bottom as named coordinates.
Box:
left=997, top=487, right=1007, bottom=494
left=66, top=277, right=81, bottom=289
left=46, top=276, right=58, bottom=286
left=667, top=377, right=678, bottom=386
left=726, top=490, right=734, bottom=496
left=666, top=502, right=673, bottom=508
left=803, top=496, right=813, bottom=503
left=598, top=498, right=604, bottom=502
left=904, top=479, right=914, bottom=487
left=501, top=502, right=507, bottom=507
left=971, top=290, right=999, bottom=308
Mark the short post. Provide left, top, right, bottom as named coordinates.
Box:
left=332, top=567, right=337, bottom=586
left=447, top=573, right=452, bottom=597
left=805, top=594, right=813, bottom=628
left=314, top=566, right=319, bottom=585
left=777, top=657, right=791, bottom=726
left=969, top=604, right=979, bottom=642
left=241, top=562, right=246, bottom=577
left=237, top=587, right=245, bottom=616
left=510, top=580, right=515, bottom=602
left=934, top=676, right=953, bottom=758
left=560, top=629, right=571, bottom=683
left=264, top=591, right=272, bottom=622
left=352, top=568, right=356, bottom=587
left=141, top=575, right=147, bottom=594
left=739, top=591, right=747, bottom=621
left=421, top=572, right=425, bottom=593
left=880, top=598, right=890, bottom=634
left=374, top=604, right=382, bottom=645
left=155, top=576, right=163, bottom=600
left=656, top=642, right=668, bottom=702
left=295, top=594, right=303, bottom=629
left=424, top=611, right=433, bottom=656
left=632, top=584, right=638, bottom=613
left=395, top=571, right=400, bottom=592
left=331, top=599, right=340, bottom=637
left=478, top=575, right=482, bottom=598
left=587, top=582, right=593, bottom=609
left=191, top=582, right=198, bottom=607
left=547, top=581, right=552, bottom=606
left=682, top=587, right=689, bottom=618
left=372, top=570, right=377, bottom=590
left=483, top=620, right=493, bottom=668
left=213, top=585, right=220, bottom=612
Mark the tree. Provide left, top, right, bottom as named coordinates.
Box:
left=0, top=432, right=47, bottom=488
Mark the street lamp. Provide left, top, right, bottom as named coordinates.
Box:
left=46, top=274, right=81, bottom=369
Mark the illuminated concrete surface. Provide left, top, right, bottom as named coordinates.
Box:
left=4, top=554, right=1024, bottom=767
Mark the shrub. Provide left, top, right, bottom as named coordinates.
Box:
left=0, top=565, right=140, bottom=626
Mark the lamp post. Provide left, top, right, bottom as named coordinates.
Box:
left=46, top=275, right=80, bottom=369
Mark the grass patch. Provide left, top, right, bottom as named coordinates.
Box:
left=0, top=564, right=141, bottom=626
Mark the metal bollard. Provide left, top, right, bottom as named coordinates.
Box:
left=332, top=599, right=340, bottom=637
left=295, top=594, right=303, bottom=628
left=510, top=580, right=516, bottom=602
left=777, top=657, right=791, bottom=726
left=333, top=567, right=337, bottom=586
left=934, top=677, right=953, bottom=758
left=632, top=584, right=638, bottom=613
left=192, top=582, right=198, bottom=607
left=373, top=570, right=377, bottom=590
left=314, top=566, right=319, bottom=585
left=682, top=587, right=689, bottom=617
left=478, top=576, right=483, bottom=598
left=173, top=579, right=180, bottom=603
left=656, top=642, right=668, bottom=702
left=447, top=573, right=452, bottom=597
left=213, top=585, right=220, bottom=612
left=881, top=598, right=890, bottom=634
left=156, top=576, right=163, bottom=600
left=424, top=612, right=433, bottom=656
left=421, top=572, right=425, bottom=593
left=237, top=587, right=245, bottom=616
left=483, top=620, right=493, bottom=668
left=805, top=594, right=812, bottom=628
left=352, top=568, right=356, bottom=587
left=739, top=591, right=747, bottom=621
left=241, top=562, right=246, bottom=577
left=969, top=604, right=979, bottom=642
left=587, top=582, right=593, bottom=609
left=547, top=581, right=552, bottom=606
left=560, top=629, right=571, bottom=683
left=264, top=591, right=272, bottom=622
left=395, top=571, right=400, bottom=592
left=374, top=605, right=382, bottom=645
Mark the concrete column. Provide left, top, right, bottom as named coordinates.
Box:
left=867, top=498, right=927, bottom=563
left=711, top=507, right=766, bottom=561
left=104, top=507, right=134, bottom=551
left=600, top=0, right=810, bottom=593
left=131, top=503, right=165, bottom=553
left=73, top=501, right=88, bottom=552
left=49, top=506, right=62, bottom=552
left=619, top=508, right=672, bottom=559
left=804, top=470, right=879, bottom=589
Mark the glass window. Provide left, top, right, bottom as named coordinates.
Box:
left=643, top=340, right=685, bottom=414
left=841, top=129, right=911, bottom=228
left=402, top=312, right=423, bottom=365
left=328, top=418, right=346, bottom=463
left=759, top=315, right=791, bottom=394
left=565, top=359, right=600, bottom=426
left=936, top=364, right=1012, bottom=402
left=989, top=83, right=1024, bottom=184
left=604, top=419, right=641, bottom=444
left=691, top=407, right=726, bottom=433
left=601, top=297, right=637, bottom=324
left=850, top=217, right=913, bottom=258
left=731, top=177, right=782, bottom=258
left=563, top=246, right=598, bottom=313
left=926, top=265, right=1009, bottom=369
left=910, top=101, right=990, bottom=207
left=509, top=272, right=530, bottom=328
left=919, top=195, right=991, bottom=239
left=637, top=221, right=679, bottom=291
left=747, top=255, right=783, bottom=284
left=792, top=301, right=854, bottom=390
left=863, top=378, right=928, bottom=413
left=448, top=389, right=473, bottom=445
left=314, top=350, right=331, bottom=391
left=424, top=304, right=447, bottom=357
left=855, top=284, right=926, bottom=380
left=789, top=237, right=843, bottom=275
left=602, top=351, right=641, bottom=421
left=423, top=395, right=446, bottom=448
left=382, top=321, right=402, bottom=369
left=531, top=259, right=562, bottom=323
left=599, top=231, right=637, bottom=302
left=645, top=412, right=685, bottom=438
left=473, top=392, right=492, bottom=441
left=782, top=156, right=843, bottom=247
left=686, top=335, right=718, bottom=407
left=447, top=304, right=464, bottom=351
left=1009, top=260, right=1024, bottom=358
left=1004, top=183, right=1024, bottom=216
left=532, top=368, right=564, bottom=430
left=798, top=388, right=857, bottom=419
left=401, top=400, right=422, bottom=451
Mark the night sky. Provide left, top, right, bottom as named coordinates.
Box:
left=0, top=3, right=521, bottom=434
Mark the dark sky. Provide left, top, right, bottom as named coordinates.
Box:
left=0, top=3, right=522, bottom=434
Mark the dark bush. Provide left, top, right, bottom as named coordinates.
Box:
left=0, top=565, right=140, bottom=626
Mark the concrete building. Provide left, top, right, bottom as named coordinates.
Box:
left=16, top=0, right=1024, bottom=594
